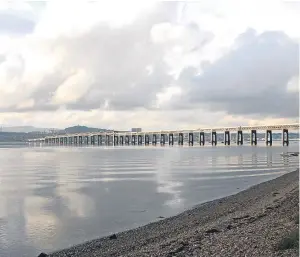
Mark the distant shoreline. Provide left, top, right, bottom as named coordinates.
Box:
left=47, top=168, right=299, bottom=257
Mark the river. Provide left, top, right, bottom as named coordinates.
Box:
left=0, top=142, right=298, bottom=256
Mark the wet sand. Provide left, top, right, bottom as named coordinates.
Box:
left=47, top=169, right=299, bottom=257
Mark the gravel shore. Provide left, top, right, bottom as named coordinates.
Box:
left=48, top=169, right=299, bottom=257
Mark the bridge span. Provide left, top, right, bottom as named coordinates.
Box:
left=28, top=123, right=299, bottom=147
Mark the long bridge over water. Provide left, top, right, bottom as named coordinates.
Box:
left=28, top=123, right=299, bottom=146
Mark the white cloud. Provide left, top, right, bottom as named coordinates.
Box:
left=52, top=69, right=94, bottom=105
left=33, top=1, right=157, bottom=38
left=155, top=86, right=182, bottom=109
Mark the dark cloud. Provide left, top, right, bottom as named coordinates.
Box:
left=178, top=29, right=299, bottom=118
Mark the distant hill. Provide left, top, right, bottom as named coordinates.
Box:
left=0, top=125, right=110, bottom=142
left=64, top=125, right=108, bottom=134
left=0, top=125, right=110, bottom=135
left=0, top=131, right=53, bottom=142
left=0, top=126, right=56, bottom=133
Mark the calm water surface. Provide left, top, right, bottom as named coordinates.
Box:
left=0, top=143, right=299, bottom=257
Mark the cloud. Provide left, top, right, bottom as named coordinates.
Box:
left=179, top=30, right=299, bottom=118
left=0, top=2, right=178, bottom=113
left=0, top=1, right=299, bottom=129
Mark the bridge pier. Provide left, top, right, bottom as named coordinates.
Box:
left=132, top=135, right=136, bottom=145
left=211, top=131, right=217, bottom=145
left=125, top=135, right=130, bottom=145
left=60, top=138, right=63, bottom=145
left=138, top=135, right=143, bottom=145
left=74, top=136, right=78, bottom=145
left=91, top=136, right=95, bottom=145
left=114, top=135, right=118, bottom=146
left=199, top=132, right=205, bottom=146
left=237, top=130, right=243, bottom=145
left=105, top=135, right=110, bottom=145
left=152, top=134, right=157, bottom=145
left=178, top=133, right=184, bottom=145
left=85, top=136, right=89, bottom=145
left=79, top=136, right=83, bottom=145
left=169, top=133, right=174, bottom=145
left=251, top=130, right=257, bottom=145
left=145, top=134, right=150, bottom=145
left=224, top=131, right=230, bottom=145
left=160, top=134, right=165, bottom=145
left=120, top=135, right=124, bottom=145
left=266, top=130, right=272, bottom=146
left=282, top=129, right=289, bottom=146
left=188, top=132, right=193, bottom=146
left=98, top=135, right=102, bottom=145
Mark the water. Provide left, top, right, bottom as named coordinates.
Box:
left=0, top=143, right=299, bottom=257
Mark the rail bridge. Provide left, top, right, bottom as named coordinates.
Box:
left=28, top=123, right=299, bottom=147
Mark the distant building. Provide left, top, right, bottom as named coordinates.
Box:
left=131, top=128, right=142, bottom=132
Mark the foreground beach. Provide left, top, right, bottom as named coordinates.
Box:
left=47, top=169, right=299, bottom=257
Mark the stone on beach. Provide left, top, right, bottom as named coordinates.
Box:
left=109, top=234, right=117, bottom=240
left=37, top=253, right=48, bottom=257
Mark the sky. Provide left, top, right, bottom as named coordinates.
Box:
left=0, top=0, right=299, bottom=130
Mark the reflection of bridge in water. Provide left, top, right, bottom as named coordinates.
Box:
left=28, top=124, right=299, bottom=147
